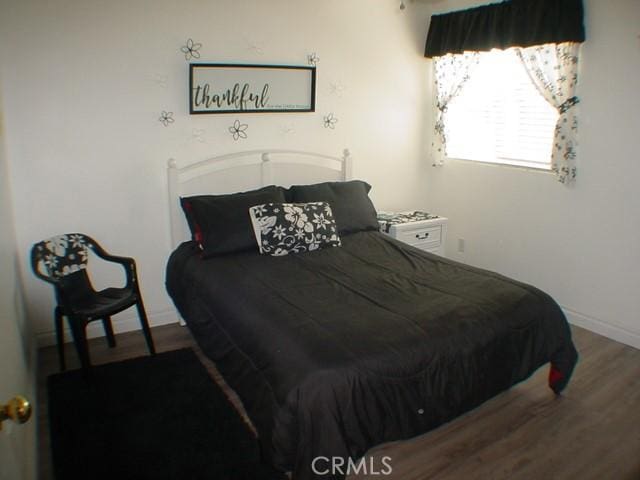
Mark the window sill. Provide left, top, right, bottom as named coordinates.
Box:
left=445, top=156, right=554, bottom=175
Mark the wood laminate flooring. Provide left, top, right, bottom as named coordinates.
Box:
left=37, top=323, right=640, bottom=479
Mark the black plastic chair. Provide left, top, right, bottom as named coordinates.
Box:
left=31, top=233, right=155, bottom=371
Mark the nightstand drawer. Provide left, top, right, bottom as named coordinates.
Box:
left=396, top=225, right=442, bottom=249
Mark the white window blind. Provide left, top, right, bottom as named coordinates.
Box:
left=445, top=48, right=558, bottom=170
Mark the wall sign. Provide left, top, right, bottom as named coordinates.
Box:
left=189, top=64, right=316, bottom=114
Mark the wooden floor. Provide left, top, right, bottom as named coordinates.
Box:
left=37, top=323, right=640, bottom=480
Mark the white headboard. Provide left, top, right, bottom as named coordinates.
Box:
left=167, top=148, right=352, bottom=248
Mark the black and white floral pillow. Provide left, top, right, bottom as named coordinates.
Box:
left=249, top=202, right=342, bottom=256
left=33, top=233, right=89, bottom=279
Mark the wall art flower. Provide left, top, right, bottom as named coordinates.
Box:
left=192, top=128, right=205, bottom=143
left=229, top=120, right=248, bottom=140
left=159, top=111, right=174, bottom=126
left=307, top=52, right=320, bottom=66
left=180, top=38, right=202, bottom=61
left=151, top=73, right=168, bottom=88
left=280, top=124, right=296, bottom=135
left=329, top=82, right=345, bottom=97
left=323, top=113, right=338, bottom=129
left=247, top=41, right=265, bottom=56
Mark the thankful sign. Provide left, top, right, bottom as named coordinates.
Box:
left=189, top=64, right=316, bottom=114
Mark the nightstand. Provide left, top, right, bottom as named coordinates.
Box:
left=377, top=211, right=448, bottom=256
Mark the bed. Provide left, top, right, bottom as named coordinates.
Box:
left=165, top=149, right=578, bottom=480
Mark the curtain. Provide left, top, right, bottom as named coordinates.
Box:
left=516, top=42, right=581, bottom=184
left=431, top=52, right=479, bottom=166
left=425, top=0, right=585, bottom=58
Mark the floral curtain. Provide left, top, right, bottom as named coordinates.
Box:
left=431, top=52, right=479, bottom=166
left=516, top=42, right=581, bottom=184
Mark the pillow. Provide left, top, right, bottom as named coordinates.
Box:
left=289, top=180, right=378, bottom=235
left=249, top=202, right=342, bottom=256
left=181, top=185, right=287, bottom=257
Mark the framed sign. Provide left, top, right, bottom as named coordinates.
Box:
left=189, top=64, right=316, bottom=114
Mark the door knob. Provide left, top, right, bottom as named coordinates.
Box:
left=0, top=396, right=32, bottom=430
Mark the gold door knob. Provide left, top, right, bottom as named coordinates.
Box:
left=0, top=396, right=32, bottom=430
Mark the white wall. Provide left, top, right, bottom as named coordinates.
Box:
left=423, top=0, right=640, bottom=348
left=7, top=0, right=633, bottom=352
left=0, top=0, right=432, bottom=343
left=0, top=85, right=36, bottom=480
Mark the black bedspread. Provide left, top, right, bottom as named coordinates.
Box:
left=166, top=231, right=577, bottom=479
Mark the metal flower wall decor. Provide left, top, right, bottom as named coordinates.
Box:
left=192, top=128, right=206, bottom=143
left=181, top=38, right=202, bottom=61
left=323, top=113, right=338, bottom=129
left=229, top=120, right=249, bottom=140
left=280, top=124, right=296, bottom=135
left=246, top=38, right=265, bottom=56
left=307, top=52, right=320, bottom=66
left=159, top=111, right=174, bottom=127
left=152, top=73, right=168, bottom=88
left=329, top=82, right=345, bottom=97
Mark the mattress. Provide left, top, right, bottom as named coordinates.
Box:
left=166, top=231, right=577, bottom=479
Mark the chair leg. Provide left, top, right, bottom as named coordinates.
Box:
left=102, top=316, right=116, bottom=348
left=135, top=297, right=156, bottom=355
left=54, top=307, right=66, bottom=371
left=69, top=317, right=92, bottom=371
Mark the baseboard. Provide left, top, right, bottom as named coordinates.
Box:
left=563, top=306, right=640, bottom=350
left=35, top=308, right=181, bottom=348
left=36, top=304, right=639, bottom=351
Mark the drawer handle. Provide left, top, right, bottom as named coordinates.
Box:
left=415, top=232, right=430, bottom=240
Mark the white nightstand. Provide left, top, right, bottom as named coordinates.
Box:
left=378, top=211, right=448, bottom=256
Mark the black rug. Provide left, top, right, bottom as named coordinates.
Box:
left=48, top=348, right=286, bottom=480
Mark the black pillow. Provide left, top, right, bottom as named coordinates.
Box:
left=289, top=180, right=378, bottom=235
left=181, top=185, right=287, bottom=257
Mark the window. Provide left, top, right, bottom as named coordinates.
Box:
left=444, top=48, right=558, bottom=170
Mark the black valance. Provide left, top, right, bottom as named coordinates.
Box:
left=424, top=0, right=585, bottom=58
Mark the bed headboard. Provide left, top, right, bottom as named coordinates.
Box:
left=167, top=148, right=352, bottom=247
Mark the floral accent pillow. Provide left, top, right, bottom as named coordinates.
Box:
left=34, top=233, right=89, bottom=279
left=249, top=202, right=342, bottom=256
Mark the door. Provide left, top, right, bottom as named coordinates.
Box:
left=0, top=92, right=35, bottom=480
left=0, top=284, right=33, bottom=480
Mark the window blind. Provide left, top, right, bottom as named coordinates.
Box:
left=445, top=49, right=558, bottom=169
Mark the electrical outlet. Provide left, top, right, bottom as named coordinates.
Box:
left=457, top=238, right=465, bottom=253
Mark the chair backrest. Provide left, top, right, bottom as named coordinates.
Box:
left=31, top=233, right=92, bottom=281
